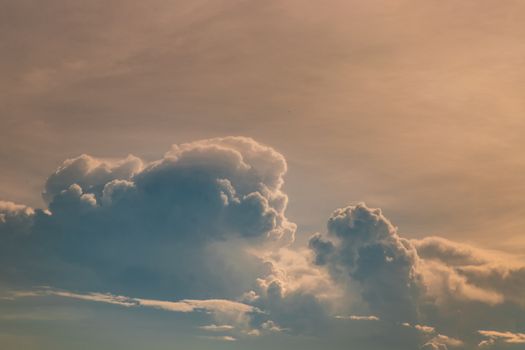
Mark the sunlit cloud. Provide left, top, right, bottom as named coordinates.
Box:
left=335, top=315, right=380, bottom=321
left=478, top=330, right=525, bottom=348
left=1, top=137, right=524, bottom=349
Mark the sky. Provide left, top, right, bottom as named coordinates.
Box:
left=1, top=1, right=525, bottom=349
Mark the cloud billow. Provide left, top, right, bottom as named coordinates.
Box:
left=0, top=137, right=295, bottom=299
left=1, top=136, right=525, bottom=349
left=309, top=203, right=425, bottom=322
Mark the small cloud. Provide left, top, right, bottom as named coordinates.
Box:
left=244, top=329, right=261, bottom=337
left=404, top=323, right=463, bottom=349
left=428, top=334, right=463, bottom=348
left=199, top=324, right=235, bottom=332
left=261, top=320, right=285, bottom=332
left=203, top=335, right=237, bottom=342
left=239, top=290, right=260, bottom=303
left=478, top=330, right=525, bottom=347
left=414, top=324, right=436, bottom=334
left=335, top=315, right=380, bottom=321
left=9, top=288, right=259, bottom=331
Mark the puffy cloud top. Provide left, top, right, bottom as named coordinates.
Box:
left=0, top=137, right=295, bottom=298
left=1, top=137, right=525, bottom=349
left=0, top=201, right=35, bottom=235
left=310, top=203, right=424, bottom=321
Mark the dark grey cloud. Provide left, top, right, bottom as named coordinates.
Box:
left=308, top=203, right=525, bottom=349
left=309, top=203, right=425, bottom=322
left=0, top=137, right=295, bottom=299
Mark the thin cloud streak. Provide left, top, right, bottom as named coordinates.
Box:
left=8, top=288, right=259, bottom=315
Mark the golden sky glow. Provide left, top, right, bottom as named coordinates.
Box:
left=2, top=1, right=525, bottom=250
left=1, top=2, right=525, bottom=349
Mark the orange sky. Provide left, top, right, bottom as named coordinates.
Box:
left=2, top=2, right=525, bottom=349
left=1, top=0, right=525, bottom=251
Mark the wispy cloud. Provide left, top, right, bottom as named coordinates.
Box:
left=478, top=330, right=525, bottom=347
left=8, top=288, right=259, bottom=316
left=199, top=324, right=235, bottom=332
left=414, top=324, right=435, bottom=334
left=404, top=322, right=463, bottom=348
left=335, top=315, right=380, bottom=321
left=202, top=335, right=237, bottom=342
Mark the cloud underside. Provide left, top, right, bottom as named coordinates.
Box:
left=1, top=137, right=524, bottom=349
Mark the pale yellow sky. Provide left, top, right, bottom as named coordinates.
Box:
left=1, top=0, right=525, bottom=250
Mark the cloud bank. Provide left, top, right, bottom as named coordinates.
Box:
left=0, top=137, right=295, bottom=300
left=1, top=137, right=524, bottom=349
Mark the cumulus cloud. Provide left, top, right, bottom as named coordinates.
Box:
left=309, top=203, right=424, bottom=322
left=43, top=154, right=143, bottom=203
left=0, top=201, right=35, bottom=235
left=413, top=237, right=490, bottom=267
left=399, top=322, right=463, bottom=349
left=415, top=324, right=436, bottom=334
left=0, top=137, right=295, bottom=299
left=335, top=315, right=380, bottom=321
left=1, top=137, right=525, bottom=349
left=308, top=202, right=525, bottom=349
left=422, top=333, right=464, bottom=349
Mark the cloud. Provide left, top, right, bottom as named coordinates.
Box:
left=335, top=315, right=380, bottom=321
left=8, top=287, right=260, bottom=335
left=260, top=320, right=285, bottom=332
left=423, top=334, right=464, bottom=349
left=308, top=202, right=525, bottom=348
left=309, top=203, right=424, bottom=322
left=42, top=154, right=143, bottom=204
left=400, top=322, right=463, bottom=349
left=421, top=343, right=447, bottom=350
left=9, top=288, right=259, bottom=315
left=414, top=236, right=525, bottom=307
left=419, top=260, right=505, bottom=306
left=2, top=137, right=525, bottom=349
left=414, top=324, right=436, bottom=334
left=202, top=335, right=237, bottom=342
left=430, top=334, right=463, bottom=348
left=0, top=137, right=295, bottom=299
left=199, top=324, right=235, bottom=332
left=0, top=201, right=35, bottom=235
left=478, top=330, right=525, bottom=348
